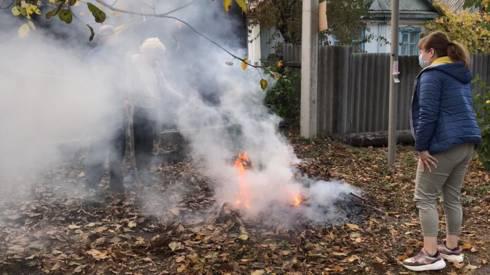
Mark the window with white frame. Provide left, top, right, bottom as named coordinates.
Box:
left=399, top=27, right=421, bottom=56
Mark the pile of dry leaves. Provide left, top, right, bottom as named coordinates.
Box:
left=0, top=134, right=489, bottom=274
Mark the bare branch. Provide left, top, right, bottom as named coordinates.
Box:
left=93, top=0, right=194, bottom=18
left=91, top=0, right=265, bottom=69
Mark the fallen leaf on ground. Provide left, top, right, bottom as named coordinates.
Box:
left=86, top=249, right=109, bottom=260
left=346, top=223, right=360, bottom=231
left=68, top=224, right=81, bottom=230
left=128, top=221, right=137, bottom=228
left=168, top=241, right=183, bottom=251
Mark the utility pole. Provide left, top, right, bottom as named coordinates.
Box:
left=388, top=0, right=400, bottom=167
left=300, top=0, right=319, bottom=138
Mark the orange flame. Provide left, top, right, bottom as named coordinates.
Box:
left=234, top=152, right=251, bottom=172
left=292, top=193, right=304, bottom=207
left=233, top=152, right=305, bottom=209
left=234, top=152, right=252, bottom=209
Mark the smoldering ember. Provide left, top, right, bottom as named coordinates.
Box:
left=1, top=0, right=490, bottom=274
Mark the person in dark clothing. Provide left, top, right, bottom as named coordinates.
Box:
left=132, top=107, right=156, bottom=171
left=84, top=36, right=165, bottom=194
left=85, top=116, right=127, bottom=193
left=85, top=106, right=156, bottom=193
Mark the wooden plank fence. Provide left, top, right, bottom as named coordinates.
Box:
left=277, top=44, right=490, bottom=138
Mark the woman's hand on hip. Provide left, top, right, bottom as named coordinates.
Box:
left=418, top=150, right=438, bottom=172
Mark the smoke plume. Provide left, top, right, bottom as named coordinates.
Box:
left=0, top=0, right=358, bottom=225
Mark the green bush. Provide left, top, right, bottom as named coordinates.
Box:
left=474, top=77, right=490, bottom=170
left=263, top=60, right=301, bottom=128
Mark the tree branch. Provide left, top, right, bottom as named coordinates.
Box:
left=92, top=0, right=265, bottom=69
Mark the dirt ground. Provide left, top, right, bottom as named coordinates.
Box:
left=0, top=134, right=489, bottom=274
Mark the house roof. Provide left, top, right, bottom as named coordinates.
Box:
left=434, top=0, right=466, bottom=11
left=249, top=0, right=441, bottom=21
left=367, top=0, right=440, bottom=21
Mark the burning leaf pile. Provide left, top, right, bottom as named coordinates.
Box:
left=233, top=152, right=253, bottom=209
left=231, top=152, right=307, bottom=212
left=0, top=136, right=489, bottom=274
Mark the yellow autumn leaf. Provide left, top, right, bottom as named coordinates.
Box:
left=239, top=233, right=249, bottom=241
left=22, top=3, right=41, bottom=19
left=259, top=79, right=268, bottom=90
left=239, top=226, right=249, bottom=241
left=240, top=58, right=248, bottom=71
left=223, top=0, right=232, bottom=12
left=426, top=3, right=490, bottom=53
left=462, top=242, right=473, bottom=250
left=235, top=0, right=247, bottom=13
left=11, top=6, right=21, bottom=16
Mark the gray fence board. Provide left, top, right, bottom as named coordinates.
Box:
left=279, top=44, right=490, bottom=137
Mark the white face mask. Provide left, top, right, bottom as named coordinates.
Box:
left=418, top=54, right=430, bottom=68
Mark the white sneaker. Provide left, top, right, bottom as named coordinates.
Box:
left=402, top=249, right=446, bottom=272
left=438, top=243, right=464, bottom=263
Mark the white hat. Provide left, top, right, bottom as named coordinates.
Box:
left=139, top=37, right=166, bottom=57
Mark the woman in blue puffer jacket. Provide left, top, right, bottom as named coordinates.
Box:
left=402, top=32, right=481, bottom=272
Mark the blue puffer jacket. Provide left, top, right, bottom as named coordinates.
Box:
left=411, top=62, right=481, bottom=154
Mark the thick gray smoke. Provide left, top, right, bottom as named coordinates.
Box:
left=0, top=0, right=358, bottom=224
left=0, top=25, right=118, bottom=201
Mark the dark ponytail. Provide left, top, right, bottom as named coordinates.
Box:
left=418, top=31, right=470, bottom=67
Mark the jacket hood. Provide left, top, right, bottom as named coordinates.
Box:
left=428, top=62, right=472, bottom=84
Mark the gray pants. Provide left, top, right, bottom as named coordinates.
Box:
left=414, top=144, right=475, bottom=237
